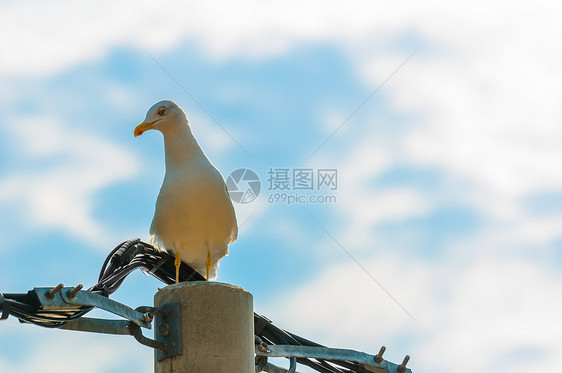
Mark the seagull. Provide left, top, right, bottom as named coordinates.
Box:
left=134, top=100, right=238, bottom=282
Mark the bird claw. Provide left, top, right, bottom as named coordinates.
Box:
left=206, top=251, right=212, bottom=281
left=174, top=251, right=181, bottom=283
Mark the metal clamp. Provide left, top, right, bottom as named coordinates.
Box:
left=255, top=342, right=411, bottom=373
left=129, top=322, right=168, bottom=351
left=55, top=298, right=182, bottom=360
left=154, top=301, right=182, bottom=361
left=60, top=318, right=132, bottom=335
left=34, top=286, right=151, bottom=328
left=255, top=355, right=268, bottom=372
left=127, top=302, right=181, bottom=356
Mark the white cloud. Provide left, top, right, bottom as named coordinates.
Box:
left=2, top=1, right=562, bottom=372
left=0, top=114, right=139, bottom=247
left=308, top=135, right=432, bottom=254
left=5, top=0, right=557, bottom=79
left=286, top=5, right=562, bottom=371
left=392, top=7, right=559, bottom=188
left=295, top=0, right=562, bottom=250
left=1, top=0, right=385, bottom=76
left=266, top=254, right=562, bottom=373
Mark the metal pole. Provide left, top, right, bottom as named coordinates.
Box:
left=154, top=282, right=254, bottom=373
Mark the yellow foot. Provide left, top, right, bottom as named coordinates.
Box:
left=174, top=251, right=181, bottom=284
left=206, top=251, right=212, bottom=281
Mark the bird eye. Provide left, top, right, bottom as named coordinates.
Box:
left=158, top=108, right=166, bottom=116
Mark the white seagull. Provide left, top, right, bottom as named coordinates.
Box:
left=134, top=100, right=238, bottom=281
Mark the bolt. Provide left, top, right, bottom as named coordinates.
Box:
left=374, top=346, right=386, bottom=364
left=397, top=355, right=410, bottom=373
left=67, top=284, right=83, bottom=299
left=143, top=312, right=154, bottom=323
left=158, top=322, right=170, bottom=336
left=46, top=284, right=64, bottom=299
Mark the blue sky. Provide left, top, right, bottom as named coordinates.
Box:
left=1, top=1, right=562, bottom=372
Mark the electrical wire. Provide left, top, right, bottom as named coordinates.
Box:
left=0, top=238, right=373, bottom=372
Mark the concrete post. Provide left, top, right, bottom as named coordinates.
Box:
left=154, top=282, right=254, bottom=373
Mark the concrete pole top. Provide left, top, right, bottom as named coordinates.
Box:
left=158, top=281, right=251, bottom=294
left=154, top=281, right=255, bottom=373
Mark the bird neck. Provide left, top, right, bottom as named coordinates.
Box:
left=161, top=125, right=205, bottom=167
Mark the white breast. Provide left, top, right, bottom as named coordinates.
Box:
left=150, top=157, right=237, bottom=279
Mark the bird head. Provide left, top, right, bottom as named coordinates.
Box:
left=134, top=100, right=188, bottom=137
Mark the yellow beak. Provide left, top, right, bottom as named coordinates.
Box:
left=134, top=121, right=154, bottom=137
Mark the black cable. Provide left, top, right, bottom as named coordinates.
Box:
left=0, top=238, right=374, bottom=372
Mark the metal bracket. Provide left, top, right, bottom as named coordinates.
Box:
left=255, top=343, right=411, bottom=373
left=128, top=301, right=181, bottom=360
left=33, top=287, right=181, bottom=357
left=34, top=287, right=151, bottom=329
left=59, top=318, right=132, bottom=335
left=154, top=301, right=182, bottom=361
left=261, top=362, right=301, bottom=373
left=51, top=295, right=182, bottom=360
left=130, top=322, right=169, bottom=351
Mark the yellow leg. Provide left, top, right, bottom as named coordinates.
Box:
left=174, top=251, right=181, bottom=284
left=206, top=251, right=212, bottom=281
